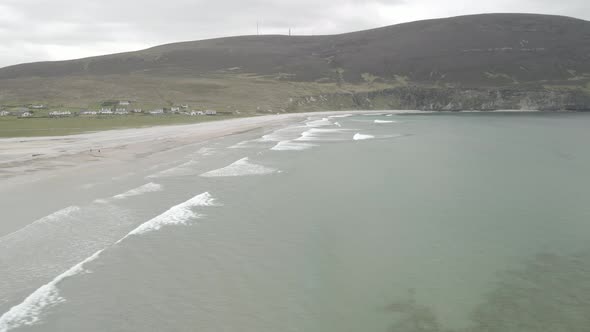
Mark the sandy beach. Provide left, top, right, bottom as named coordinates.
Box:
left=0, top=111, right=385, bottom=186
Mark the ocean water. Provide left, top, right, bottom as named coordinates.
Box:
left=2, top=112, right=590, bottom=331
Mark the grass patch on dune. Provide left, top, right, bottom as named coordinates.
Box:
left=0, top=114, right=235, bottom=138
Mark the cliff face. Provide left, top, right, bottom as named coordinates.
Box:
left=291, top=87, right=590, bottom=111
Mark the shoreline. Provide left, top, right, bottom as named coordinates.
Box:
left=0, top=109, right=565, bottom=186
left=0, top=111, right=387, bottom=188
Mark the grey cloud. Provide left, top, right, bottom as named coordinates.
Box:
left=0, top=0, right=588, bottom=67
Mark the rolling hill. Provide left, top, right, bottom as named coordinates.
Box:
left=1, top=13, right=589, bottom=112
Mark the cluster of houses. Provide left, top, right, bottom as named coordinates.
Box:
left=0, top=108, right=33, bottom=117
left=1, top=101, right=218, bottom=118
left=75, top=101, right=217, bottom=117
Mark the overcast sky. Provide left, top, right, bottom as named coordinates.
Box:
left=0, top=0, right=588, bottom=68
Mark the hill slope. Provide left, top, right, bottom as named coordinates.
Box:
left=1, top=13, right=589, bottom=112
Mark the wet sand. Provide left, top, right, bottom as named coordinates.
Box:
left=0, top=112, right=384, bottom=188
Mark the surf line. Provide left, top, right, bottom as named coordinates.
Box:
left=0, top=192, right=218, bottom=332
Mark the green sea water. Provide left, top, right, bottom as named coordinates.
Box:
left=2, top=112, right=590, bottom=332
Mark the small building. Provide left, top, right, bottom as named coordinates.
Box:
left=181, top=104, right=189, bottom=109
left=30, top=105, right=45, bottom=109
left=99, top=108, right=113, bottom=114
left=170, top=107, right=181, bottom=113
left=191, top=110, right=205, bottom=116
left=49, top=111, right=72, bottom=117
left=118, top=100, right=130, bottom=106
left=115, top=108, right=128, bottom=115
left=19, top=112, right=33, bottom=118
left=149, top=109, right=164, bottom=115
left=132, top=108, right=143, bottom=113
left=81, top=110, right=98, bottom=115
left=0, top=111, right=11, bottom=116
left=205, top=110, right=217, bottom=115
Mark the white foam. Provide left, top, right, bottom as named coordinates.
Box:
left=120, top=192, right=216, bottom=239
left=0, top=206, right=80, bottom=243
left=147, top=160, right=199, bottom=178
left=0, top=250, right=103, bottom=332
left=201, top=158, right=277, bottom=177
left=259, top=125, right=308, bottom=142
left=229, top=140, right=257, bottom=149
left=353, top=133, right=375, bottom=141
left=328, top=114, right=353, bottom=118
left=386, top=114, right=393, bottom=117
left=361, top=113, right=387, bottom=116
left=295, top=128, right=349, bottom=142
left=374, top=120, right=396, bottom=124
left=306, top=118, right=332, bottom=128
left=112, top=182, right=162, bottom=200
left=271, top=141, right=316, bottom=151
left=0, top=191, right=219, bottom=330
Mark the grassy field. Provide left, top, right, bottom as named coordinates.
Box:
left=0, top=73, right=406, bottom=138
left=0, top=114, right=236, bottom=137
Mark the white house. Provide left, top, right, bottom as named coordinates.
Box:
left=0, top=111, right=11, bottom=116
left=149, top=109, right=164, bottom=115
left=100, top=108, right=113, bottom=114
left=31, top=105, right=45, bottom=109
left=115, top=109, right=129, bottom=115
left=81, top=111, right=98, bottom=115
left=20, top=112, right=33, bottom=117
left=119, top=100, right=130, bottom=106
left=132, top=108, right=143, bottom=113
left=170, top=107, right=180, bottom=113
left=205, top=110, right=217, bottom=115
left=49, top=111, right=72, bottom=117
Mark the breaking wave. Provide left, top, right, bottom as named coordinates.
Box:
left=306, top=118, right=333, bottom=128
left=0, top=250, right=103, bottom=332
left=328, top=114, right=353, bottom=118
left=112, top=182, right=163, bottom=200
left=0, top=192, right=219, bottom=331
left=260, top=125, right=307, bottom=142
left=146, top=160, right=199, bottom=178
left=228, top=140, right=259, bottom=149
left=295, top=128, right=350, bottom=142
left=200, top=158, right=278, bottom=177
left=361, top=113, right=387, bottom=116
left=374, top=120, right=396, bottom=124
left=0, top=206, right=80, bottom=243
left=119, top=192, right=217, bottom=239
left=271, top=141, right=316, bottom=151
left=353, top=133, right=375, bottom=141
